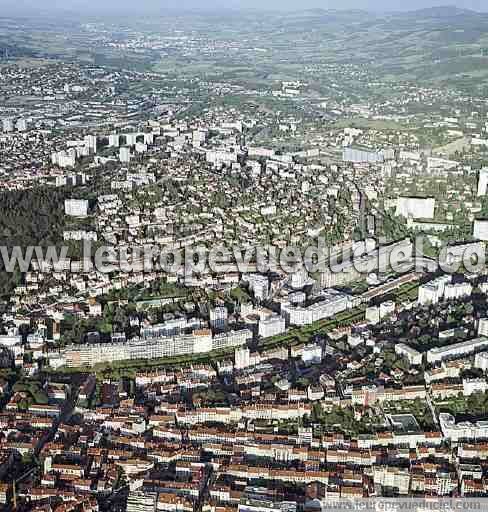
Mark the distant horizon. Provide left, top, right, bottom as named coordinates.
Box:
left=2, top=1, right=488, bottom=16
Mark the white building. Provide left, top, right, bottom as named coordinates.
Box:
left=63, top=230, right=97, bottom=242
left=480, top=319, right=488, bottom=339
left=478, top=168, right=488, bottom=197
left=282, top=289, right=349, bottom=327
left=439, top=413, right=488, bottom=442
left=246, top=274, right=269, bottom=301
left=475, top=352, right=488, bottom=372
left=418, top=275, right=452, bottom=305
left=290, top=270, right=310, bottom=290
left=365, top=306, right=380, bottom=325
left=474, top=220, right=488, bottom=242
left=2, top=118, right=13, bottom=133
left=84, top=135, right=97, bottom=154
left=65, top=199, right=89, bottom=217
left=141, top=318, right=204, bottom=338
left=395, top=343, right=422, bottom=366
left=126, top=491, right=157, bottom=512
left=15, top=118, right=27, bottom=132
left=427, top=337, right=488, bottom=364
left=235, top=346, right=251, bottom=370
left=120, top=147, right=131, bottom=163
left=109, top=134, right=120, bottom=147
left=210, top=307, right=228, bottom=330
left=63, top=329, right=253, bottom=368
left=396, top=197, right=435, bottom=220
left=52, top=149, right=77, bottom=168
left=379, top=301, right=395, bottom=319
left=463, top=378, right=488, bottom=396
left=125, top=133, right=138, bottom=146
left=443, top=282, right=472, bottom=301
left=0, top=335, right=23, bottom=358
left=301, top=344, right=322, bottom=364
left=258, top=315, right=286, bottom=339
left=288, top=292, right=306, bottom=305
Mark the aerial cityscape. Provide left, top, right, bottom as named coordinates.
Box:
left=3, top=1, right=488, bottom=511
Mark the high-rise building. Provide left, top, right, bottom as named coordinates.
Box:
left=125, top=133, right=138, bottom=146
left=84, top=135, right=97, bottom=154
left=2, top=118, right=13, bottom=133
left=15, top=118, right=27, bottom=132
left=143, top=133, right=154, bottom=145
left=120, top=147, right=131, bottom=163
left=246, top=274, right=269, bottom=301
left=108, top=133, right=120, bottom=147
left=258, top=315, right=286, bottom=338
left=235, top=346, right=251, bottom=370
left=210, top=306, right=228, bottom=330
left=418, top=275, right=451, bottom=306
left=479, top=318, right=488, bottom=337
left=474, top=219, right=488, bottom=241
left=281, top=289, right=349, bottom=327
left=52, top=149, right=77, bottom=168
left=475, top=352, right=488, bottom=372
left=478, top=168, right=488, bottom=197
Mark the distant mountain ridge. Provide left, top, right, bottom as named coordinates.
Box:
left=404, top=5, right=477, bottom=16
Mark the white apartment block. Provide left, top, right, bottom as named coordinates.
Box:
left=396, top=196, right=435, bottom=220
left=246, top=274, right=269, bottom=301
left=282, top=289, right=349, bottom=326
left=62, top=329, right=252, bottom=367
left=479, top=318, right=488, bottom=337
left=443, top=282, right=472, bottom=301
left=258, top=315, right=286, bottom=339
left=418, top=275, right=452, bottom=305
left=52, top=149, right=77, bottom=168
left=119, top=146, right=131, bottom=163
left=234, top=346, right=251, bottom=370
left=395, top=343, right=422, bottom=366
left=439, top=413, right=488, bottom=442
left=478, top=168, right=488, bottom=197
left=301, top=344, right=322, bottom=364
left=63, top=230, right=98, bottom=242
left=64, top=199, right=89, bottom=217
left=108, top=133, right=120, bottom=147
left=474, top=219, right=488, bottom=242
left=210, top=307, right=228, bottom=330
left=212, top=329, right=252, bottom=351
left=463, top=378, right=488, bottom=396
left=475, top=352, right=488, bottom=372
left=141, top=318, right=205, bottom=338
left=427, top=337, right=488, bottom=364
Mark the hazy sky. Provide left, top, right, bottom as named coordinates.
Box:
left=4, top=0, right=488, bottom=14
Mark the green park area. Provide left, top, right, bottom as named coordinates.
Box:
left=12, top=379, right=49, bottom=408
left=382, top=398, right=436, bottom=429
left=435, top=391, right=488, bottom=417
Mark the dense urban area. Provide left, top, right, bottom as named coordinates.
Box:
left=2, top=4, right=488, bottom=512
